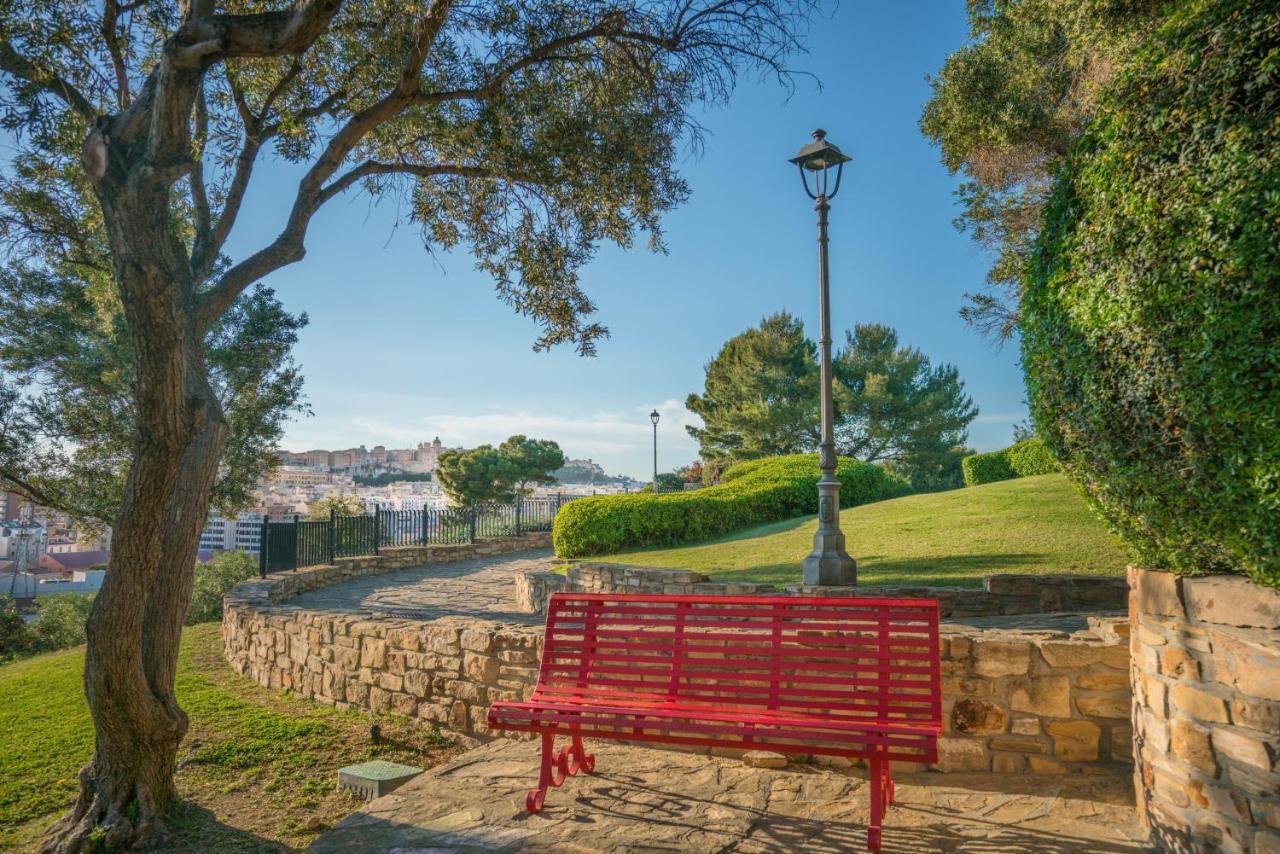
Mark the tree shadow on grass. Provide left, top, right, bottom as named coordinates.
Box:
left=148, top=800, right=293, bottom=853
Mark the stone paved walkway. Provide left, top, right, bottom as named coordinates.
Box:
left=288, top=549, right=552, bottom=624
left=311, top=740, right=1149, bottom=853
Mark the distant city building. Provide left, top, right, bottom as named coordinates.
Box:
left=0, top=518, right=48, bottom=565
left=276, top=437, right=448, bottom=476
left=199, top=511, right=266, bottom=555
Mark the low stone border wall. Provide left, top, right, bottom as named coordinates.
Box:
left=516, top=562, right=1128, bottom=618
left=224, top=543, right=1132, bottom=773
left=1129, top=567, right=1280, bottom=851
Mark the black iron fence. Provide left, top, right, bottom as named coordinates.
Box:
left=258, top=496, right=574, bottom=576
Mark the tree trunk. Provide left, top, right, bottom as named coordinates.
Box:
left=44, top=171, right=229, bottom=853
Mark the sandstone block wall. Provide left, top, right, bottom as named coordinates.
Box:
left=225, top=546, right=1132, bottom=773
left=1129, top=567, right=1280, bottom=852
left=936, top=618, right=1133, bottom=774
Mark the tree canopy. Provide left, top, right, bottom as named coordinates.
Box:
left=0, top=0, right=824, bottom=847
left=686, top=314, right=977, bottom=473
left=436, top=435, right=564, bottom=504
left=920, top=0, right=1165, bottom=340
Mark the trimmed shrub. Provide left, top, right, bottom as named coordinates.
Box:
left=961, top=449, right=1017, bottom=487
left=1022, top=0, right=1280, bottom=587
left=553, top=454, right=910, bottom=557
left=1007, top=438, right=1057, bottom=477
left=962, top=438, right=1057, bottom=486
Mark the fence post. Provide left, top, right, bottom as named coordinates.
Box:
left=372, top=507, right=380, bottom=555
left=292, top=513, right=300, bottom=571
left=258, top=516, right=268, bottom=578
left=421, top=506, right=428, bottom=545
left=468, top=505, right=477, bottom=544
left=514, top=496, right=522, bottom=537
left=328, top=508, right=336, bottom=565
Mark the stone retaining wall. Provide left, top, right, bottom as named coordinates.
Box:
left=516, top=562, right=1128, bottom=618
left=224, top=546, right=1133, bottom=772
left=1129, top=567, right=1280, bottom=852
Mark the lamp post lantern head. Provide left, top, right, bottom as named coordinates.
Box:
left=790, top=129, right=851, bottom=200
left=650, top=409, right=660, bottom=426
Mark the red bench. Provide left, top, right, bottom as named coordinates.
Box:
left=488, top=592, right=942, bottom=850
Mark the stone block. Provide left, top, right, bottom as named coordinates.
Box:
left=463, top=652, right=500, bottom=684
left=1170, top=720, right=1218, bottom=775
left=1169, top=683, right=1230, bottom=723
left=403, top=669, right=431, bottom=699
left=742, top=750, right=788, bottom=769
left=1183, top=576, right=1280, bottom=630
left=1010, top=676, right=1071, bottom=718
left=1047, top=719, right=1100, bottom=761
left=1212, top=630, right=1280, bottom=702
left=1231, top=697, right=1280, bottom=733
left=377, top=672, right=403, bottom=693
left=991, top=753, right=1025, bottom=773
left=460, top=627, right=495, bottom=654
left=369, top=686, right=390, bottom=712
left=1158, top=646, right=1200, bottom=680
left=1136, top=569, right=1184, bottom=618
left=950, top=698, right=1006, bottom=736
left=1039, top=642, right=1103, bottom=669
left=1076, top=673, right=1130, bottom=691
left=933, top=738, right=988, bottom=772
left=1027, top=756, right=1067, bottom=775
left=1011, top=718, right=1041, bottom=736
left=988, top=737, right=1048, bottom=755
left=360, top=637, right=387, bottom=669
left=1076, top=693, right=1129, bottom=719
left=390, top=692, right=417, bottom=716
left=973, top=640, right=1030, bottom=678
left=1212, top=728, right=1275, bottom=772
left=1110, top=725, right=1134, bottom=762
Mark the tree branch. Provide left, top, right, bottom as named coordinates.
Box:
left=101, top=0, right=132, bottom=108
left=0, top=39, right=97, bottom=119
left=196, top=0, right=454, bottom=328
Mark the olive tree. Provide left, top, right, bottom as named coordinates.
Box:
left=0, top=0, right=818, bottom=848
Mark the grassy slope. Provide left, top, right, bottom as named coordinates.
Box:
left=597, top=473, right=1129, bottom=587
left=0, top=623, right=461, bottom=852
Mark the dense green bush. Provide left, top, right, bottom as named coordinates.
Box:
left=962, top=438, right=1057, bottom=486
left=0, top=593, right=96, bottom=662
left=553, top=454, right=910, bottom=557
left=187, top=551, right=259, bottom=624
left=961, top=449, right=1017, bottom=487
left=1022, top=0, right=1280, bottom=587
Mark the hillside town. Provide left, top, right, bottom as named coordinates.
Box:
left=1, top=439, right=634, bottom=606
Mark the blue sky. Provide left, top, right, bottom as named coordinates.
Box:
left=231, top=2, right=1027, bottom=480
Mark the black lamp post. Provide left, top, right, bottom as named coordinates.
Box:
left=791, top=129, right=856, bottom=586
left=650, top=409, right=660, bottom=491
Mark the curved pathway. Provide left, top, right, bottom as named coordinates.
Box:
left=288, top=548, right=551, bottom=625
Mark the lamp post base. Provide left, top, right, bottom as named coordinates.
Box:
left=802, top=477, right=856, bottom=585
left=802, top=535, right=857, bottom=585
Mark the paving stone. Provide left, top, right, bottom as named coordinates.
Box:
left=311, top=740, right=1148, bottom=853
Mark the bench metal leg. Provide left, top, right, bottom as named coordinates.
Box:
left=867, top=756, right=892, bottom=851
left=526, top=732, right=567, bottom=812
left=558, top=733, right=595, bottom=776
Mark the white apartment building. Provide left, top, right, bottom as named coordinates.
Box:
left=199, top=511, right=265, bottom=555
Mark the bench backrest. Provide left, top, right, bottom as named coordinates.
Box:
left=536, top=593, right=941, bottom=728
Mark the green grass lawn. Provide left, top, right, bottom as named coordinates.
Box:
left=0, top=623, right=461, bottom=852
left=593, top=473, right=1128, bottom=587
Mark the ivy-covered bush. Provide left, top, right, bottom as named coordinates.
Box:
left=553, top=454, right=910, bottom=557
left=961, top=438, right=1056, bottom=486
left=1022, top=0, right=1280, bottom=587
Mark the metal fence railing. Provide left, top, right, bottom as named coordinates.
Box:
left=258, top=495, right=577, bottom=575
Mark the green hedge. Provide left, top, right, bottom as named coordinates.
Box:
left=962, top=438, right=1057, bottom=486
left=553, top=454, right=910, bottom=557
left=1022, top=0, right=1280, bottom=588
